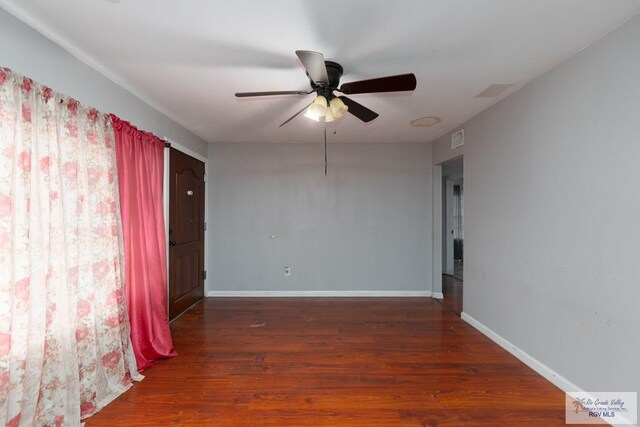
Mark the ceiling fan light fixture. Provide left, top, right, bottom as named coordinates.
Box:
left=304, top=95, right=348, bottom=123
left=329, top=97, right=348, bottom=119
left=304, top=95, right=327, bottom=121
left=309, top=95, right=328, bottom=116
left=324, top=108, right=336, bottom=123
left=305, top=94, right=347, bottom=123
left=304, top=108, right=321, bottom=122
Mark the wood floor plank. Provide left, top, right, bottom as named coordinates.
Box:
left=86, top=298, right=569, bottom=426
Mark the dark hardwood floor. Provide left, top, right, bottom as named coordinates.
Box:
left=87, top=298, right=567, bottom=426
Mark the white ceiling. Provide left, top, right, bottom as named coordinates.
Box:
left=2, top=0, right=639, bottom=144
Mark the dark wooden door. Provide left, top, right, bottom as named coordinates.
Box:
left=169, top=148, right=205, bottom=321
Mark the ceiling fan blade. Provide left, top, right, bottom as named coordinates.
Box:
left=279, top=102, right=313, bottom=127
left=340, top=73, right=417, bottom=95
left=235, top=90, right=311, bottom=98
left=295, top=50, right=329, bottom=85
left=339, top=96, right=379, bottom=123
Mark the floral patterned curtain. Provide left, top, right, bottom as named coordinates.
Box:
left=0, top=68, right=142, bottom=426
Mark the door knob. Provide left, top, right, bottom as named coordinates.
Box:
left=169, top=240, right=177, bottom=246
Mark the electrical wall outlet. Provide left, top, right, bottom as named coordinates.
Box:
left=284, top=266, right=291, bottom=277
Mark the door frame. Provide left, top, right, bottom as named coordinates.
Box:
left=443, top=173, right=463, bottom=275
left=444, top=177, right=455, bottom=275
left=432, top=155, right=464, bottom=299
left=432, top=165, right=443, bottom=299
left=163, top=139, right=208, bottom=318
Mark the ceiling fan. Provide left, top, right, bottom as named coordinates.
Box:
left=235, top=50, right=417, bottom=127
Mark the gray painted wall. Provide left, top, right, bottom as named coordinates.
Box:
left=208, top=142, right=433, bottom=293
left=0, top=8, right=207, bottom=157
left=434, top=15, right=640, bottom=395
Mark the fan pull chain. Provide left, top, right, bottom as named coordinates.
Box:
left=324, top=125, right=327, bottom=176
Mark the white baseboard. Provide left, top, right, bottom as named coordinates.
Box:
left=461, top=312, right=581, bottom=392
left=432, top=292, right=444, bottom=299
left=207, top=290, right=431, bottom=297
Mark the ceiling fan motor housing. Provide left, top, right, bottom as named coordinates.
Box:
left=310, top=61, right=344, bottom=98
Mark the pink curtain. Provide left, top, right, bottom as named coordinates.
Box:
left=111, top=115, right=176, bottom=371
left=0, top=68, right=142, bottom=426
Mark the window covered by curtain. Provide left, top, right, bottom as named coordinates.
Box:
left=0, top=68, right=142, bottom=426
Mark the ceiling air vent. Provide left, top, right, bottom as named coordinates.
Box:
left=451, top=129, right=464, bottom=150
